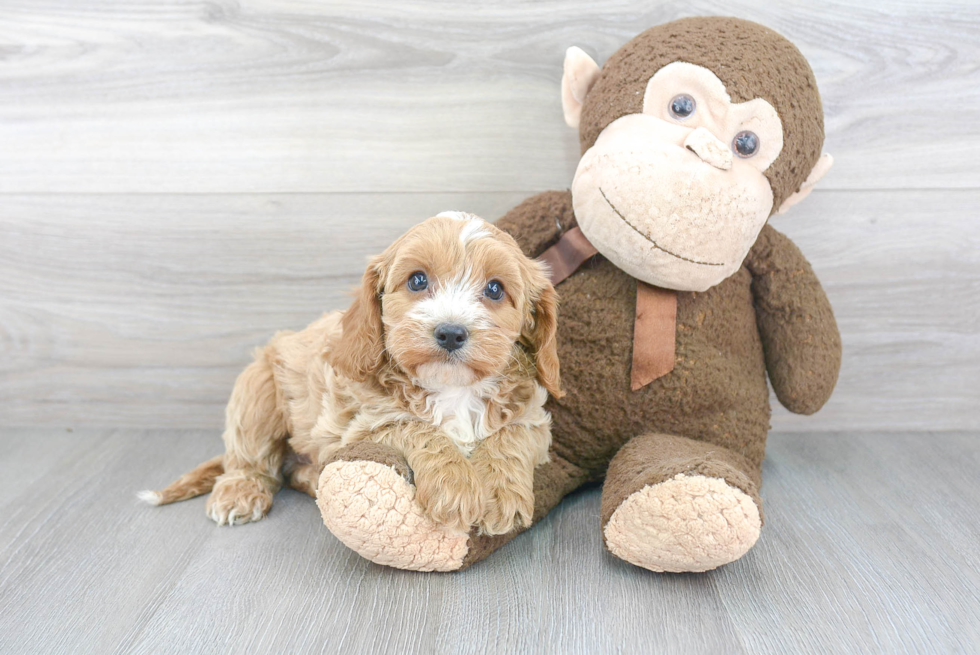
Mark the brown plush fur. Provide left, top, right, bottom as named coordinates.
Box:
left=143, top=215, right=561, bottom=536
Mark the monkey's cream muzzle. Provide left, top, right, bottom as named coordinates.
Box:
left=571, top=113, right=774, bottom=292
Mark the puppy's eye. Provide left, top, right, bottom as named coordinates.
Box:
left=733, top=131, right=760, bottom=158
left=484, top=280, right=504, bottom=301
left=669, top=94, right=696, bottom=120
left=407, top=271, right=428, bottom=292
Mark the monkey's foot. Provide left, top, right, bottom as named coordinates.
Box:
left=317, top=445, right=469, bottom=572
left=603, top=473, right=761, bottom=573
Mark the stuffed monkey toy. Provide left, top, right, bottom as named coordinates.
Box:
left=316, top=16, right=841, bottom=573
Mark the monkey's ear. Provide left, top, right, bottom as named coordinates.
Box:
left=561, top=46, right=601, bottom=129
left=776, top=153, right=833, bottom=215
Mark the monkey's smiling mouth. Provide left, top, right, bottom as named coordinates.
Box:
left=598, top=187, right=725, bottom=267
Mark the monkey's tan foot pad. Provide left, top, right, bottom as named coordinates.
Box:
left=317, top=460, right=469, bottom=572
left=603, top=473, right=761, bottom=573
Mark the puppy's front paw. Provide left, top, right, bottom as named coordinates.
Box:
left=414, top=462, right=485, bottom=532
left=480, top=482, right=533, bottom=536
left=206, top=473, right=275, bottom=526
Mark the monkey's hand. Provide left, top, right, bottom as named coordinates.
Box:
left=744, top=224, right=842, bottom=415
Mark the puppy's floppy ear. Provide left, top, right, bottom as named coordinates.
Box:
left=522, top=261, right=563, bottom=399
left=330, top=254, right=387, bottom=382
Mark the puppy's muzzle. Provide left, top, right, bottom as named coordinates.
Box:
left=434, top=323, right=468, bottom=352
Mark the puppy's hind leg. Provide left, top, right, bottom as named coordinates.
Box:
left=207, top=350, right=289, bottom=526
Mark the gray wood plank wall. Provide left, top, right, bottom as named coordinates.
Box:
left=1, top=0, right=978, bottom=431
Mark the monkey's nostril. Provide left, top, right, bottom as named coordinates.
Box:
left=434, top=324, right=468, bottom=352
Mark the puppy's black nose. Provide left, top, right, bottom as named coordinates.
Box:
left=434, top=323, right=468, bottom=352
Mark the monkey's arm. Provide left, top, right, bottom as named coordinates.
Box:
left=743, top=224, right=841, bottom=415
left=494, top=190, right=577, bottom=258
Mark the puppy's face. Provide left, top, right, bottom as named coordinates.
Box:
left=331, top=213, right=561, bottom=396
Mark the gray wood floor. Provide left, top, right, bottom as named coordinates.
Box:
left=2, top=1, right=979, bottom=654
left=0, top=429, right=977, bottom=654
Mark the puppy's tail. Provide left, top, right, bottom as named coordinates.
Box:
left=138, top=455, right=224, bottom=506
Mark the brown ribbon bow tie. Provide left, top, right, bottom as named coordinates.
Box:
left=538, top=227, right=677, bottom=390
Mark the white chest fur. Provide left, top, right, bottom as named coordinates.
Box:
left=424, top=382, right=494, bottom=457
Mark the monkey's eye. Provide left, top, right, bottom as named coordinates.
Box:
left=669, top=94, right=696, bottom=120
left=483, top=280, right=505, bottom=301
left=407, top=271, right=428, bottom=292
left=733, top=131, right=760, bottom=158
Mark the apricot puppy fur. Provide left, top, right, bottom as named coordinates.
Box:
left=141, top=212, right=561, bottom=535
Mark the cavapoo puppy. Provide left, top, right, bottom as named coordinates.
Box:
left=141, top=212, right=561, bottom=535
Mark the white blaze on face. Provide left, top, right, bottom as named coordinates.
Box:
left=410, top=212, right=504, bottom=455
left=407, top=268, right=492, bottom=332
left=407, top=266, right=496, bottom=389
left=409, top=215, right=495, bottom=345
left=459, top=220, right=490, bottom=244
left=436, top=210, right=491, bottom=244
left=570, top=62, right=784, bottom=292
